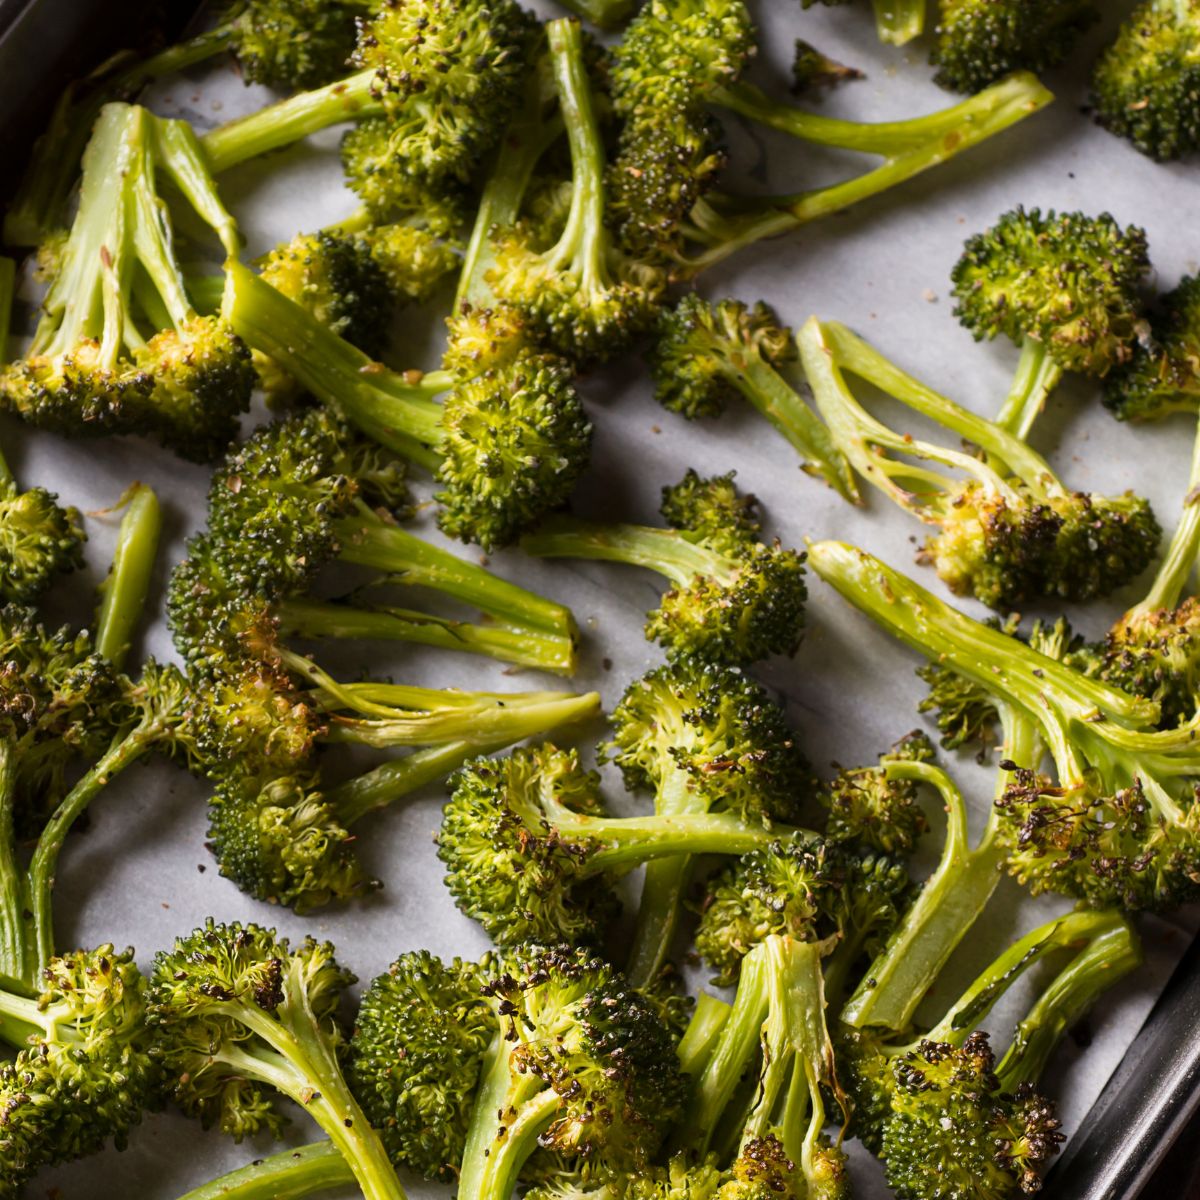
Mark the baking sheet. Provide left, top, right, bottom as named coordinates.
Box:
left=15, top=1, right=1198, bottom=1195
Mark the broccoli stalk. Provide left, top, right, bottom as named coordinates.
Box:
left=676, top=935, right=849, bottom=1198
left=93, top=483, right=161, bottom=669
left=1, top=103, right=255, bottom=462
left=648, top=296, right=857, bottom=501
left=798, top=317, right=1160, bottom=607
left=173, top=1143, right=353, bottom=1200
left=810, top=539, right=1200, bottom=910
left=682, top=73, right=1053, bottom=275
left=149, top=921, right=404, bottom=1200
left=523, top=469, right=807, bottom=666
left=553, top=0, right=637, bottom=28
left=224, top=261, right=591, bottom=550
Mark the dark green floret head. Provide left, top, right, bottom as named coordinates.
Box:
left=649, top=295, right=795, bottom=420
left=348, top=950, right=497, bottom=1181
left=435, top=352, right=593, bottom=550
left=607, top=659, right=815, bottom=825
left=1099, top=597, right=1200, bottom=728
left=1091, top=0, right=1200, bottom=161
left=660, top=467, right=762, bottom=553
left=437, top=746, right=621, bottom=947
left=0, top=483, right=85, bottom=603
left=1105, top=273, right=1200, bottom=421
left=224, top=0, right=366, bottom=89
left=930, top=0, right=1099, bottom=94
left=950, top=207, right=1150, bottom=376
left=442, top=303, right=534, bottom=378
left=356, top=222, right=461, bottom=305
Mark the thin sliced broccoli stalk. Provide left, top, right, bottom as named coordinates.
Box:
left=683, top=73, right=1053, bottom=275
left=994, top=336, right=1064, bottom=439
left=840, top=712, right=1041, bottom=1031
left=201, top=69, right=383, bottom=173
left=94, top=483, right=162, bottom=669
left=677, top=991, right=732, bottom=1078
left=873, top=0, right=926, bottom=45
left=174, top=1142, right=353, bottom=1200
left=224, top=260, right=451, bottom=465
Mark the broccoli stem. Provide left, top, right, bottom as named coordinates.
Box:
left=995, top=911, right=1139, bottom=1091
left=841, top=713, right=1041, bottom=1032
left=677, top=991, right=732, bottom=1077
left=685, top=74, right=1053, bottom=274
left=553, top=0, right=636, bottom=29
left=94, top=483, right=162, bottom=669
left=872, top=0, right=926, bottom=44
left=277, top=597, right=577, bottom=673
left=201, top=69, right=383, bottom=173
left=522, top=518, right=736, bottom=589
left=333, top=507, right=574, bottom=637
left=174, top=1141, right=353, bottom=1200
left=477, top=1086, right=565, bottom=1200
left=213, top=1001, right=404, bottom=1200
left=0, top=744, right=27, bottom=987
left=994, top=337, right=1064, bottom=440
left=224, top=261, right=450, bottom=468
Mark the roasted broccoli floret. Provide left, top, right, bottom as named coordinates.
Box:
left=523, top=469, right=807, bottom=666
left=149, top=920, right=403, bottom=1200
left=438, top=742, right=809, bottom=949
left=1091, top=0, right=1200, bottom=162
left=457, top=945, right=687, bottom=1200
left=349, top=950, right=498, bottom=1182
left=1, top=104, right=254, bottom=462
left=951, top=207, right=1150, bottom=437
left=931, top=1, right=1098, bottom=94
left=675, top=935, right=850, bottom=1200
left=839, top=909, right=1139, bottom=1199
left=811, top=540, right=1200, bottom=910
left=0, top=947, right=158, bottom=1195
left=648, top=296, right=856, bottom=499
left=225, top=260, right=591, bottom=550
left=799, top=319, right=1160, bottom=608
left=1105, top=274, right=1200, bottom=423
left=486, top=19, right=665, bottom=365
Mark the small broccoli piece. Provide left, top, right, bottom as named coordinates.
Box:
left=438, top=743, right=812, bottom=948
left=800, top=318, right=1160, bottom=608
left=648, top=296, right=856, bottom=499
left=1105, top=274, right=1200, bottom=422
left=225, top=260, right=592, bottom=551
left=951, top=207, right=1150, bottom=437
left=811, top=539, right=1200, bottom=912
left=1, top=104, right=254, bottom=462
left=171, top=1143, right=355, bottom=1200
left=149, top=920, right=403, bottom=1200
left=1091, top=0, right=1200, bottom=162
left=676, top=935, right=849, bottom=1199
left=488, top=20, right=665, bottom=365
left=931, top=0, right=1098, bottom=94
left=457, top=945, right=687, bottom=1200
left=348, top=950, right=498, bottom=1181
left=524, top=469, right=808, bottom=665
left=792, top=39, right=864, bottom=95
left=354, top=220, right=461, bottom=304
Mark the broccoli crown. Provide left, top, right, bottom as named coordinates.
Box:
left=435, top=352, right=593, bottom=551
left=225, top=0, right=366, bottom=89
left=442, top=303, right=535, bottom=378
left=950, top=207, right=1150, bottom=375
left=649, top=295, right=795, bottom=420
left=820, top=731, right=934, bottom=854
left=880, top=1034, right=1062, bottom=1200
left=148, top=918, right=353, bottom=1138
left=930, top=0, right=1099, bottom=95
left=486, top=945, right=687, bottom=1167
left=659, top=467, right=764, bottom=553
left=206, top=773, right=374, bottom=912
left=356, top=222, right=461, bottom=305
left=348, top=950, right=497, bottom=1180
left=0, top=482, right=85, bottom=604
left=607, top=659, right=814, bottom=826
left=1091, top=0, right=1200, bottom=161
left=438, top=745, right=623, bottom=947
left=610, top=0, right=756, bottom=115
left=0, top=946, right=157, bottom=1191
left=1105, top=273, right=1200, bottom=422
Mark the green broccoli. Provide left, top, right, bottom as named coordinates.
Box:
left=1091, top=0, right=1200, bottom=162
left=799, top=318, right=1160, bottom=607
left=148, top=920, right=403, bottom=1200
left=950, top=207, right=1150, bottom=438
left=931, top=1, right=1099, bottom=94
left=1, top=104, right=254, bottom=462
left=811, top=540, right=1200, bottom=911
left=554, top=0, right=638, bottom=29
left=523, top=469, right=808, bottom=666
left=171, top=1143, right=354, bottom=1200
left=792, top=39, right=864, bottom=96
left=647, top=296, right=856, bottom=500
